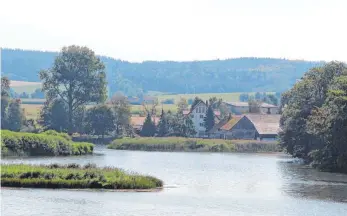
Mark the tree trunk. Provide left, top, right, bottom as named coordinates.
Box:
left=68, top=86, right=73, bottom=135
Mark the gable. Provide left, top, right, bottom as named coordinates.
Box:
left=230, top=116, right=256, bottom=130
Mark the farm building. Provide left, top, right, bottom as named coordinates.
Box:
left=183, top=101, right=221, bottom=137
left=222, top=102, right=279, bottom=115
left=208, top=114, right=281, bottom=140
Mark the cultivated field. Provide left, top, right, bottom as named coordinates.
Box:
left=10, top=81, right=42, bottom=94
left=21, top=104, right=177, bottom=120
left=157, top=92, right=246, bottom=103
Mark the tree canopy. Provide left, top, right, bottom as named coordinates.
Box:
left=39, top=45, right=107, bottom=134
left=280, top=61, right=347, bottom=173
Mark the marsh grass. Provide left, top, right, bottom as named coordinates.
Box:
left=1, top=130, right=94, bottom=156
left=107, top=137, right=279, bottom=153
left=1, top=163, right=163, bottom=190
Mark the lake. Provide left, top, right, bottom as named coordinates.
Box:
left=2, top=146, right=347, bottom=216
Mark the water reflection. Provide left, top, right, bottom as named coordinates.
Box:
left=277, top=160, right=347, bottom=203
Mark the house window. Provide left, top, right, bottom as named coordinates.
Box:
left=200, top=115, right=204, bottom=119
left=199, top=123, right=204, bottom=127
left=191, top=114, right=194, bottom=118
left=196, top=108, right=200, bottom=113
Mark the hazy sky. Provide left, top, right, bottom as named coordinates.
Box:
left=1, top=0, right=346, bottom=62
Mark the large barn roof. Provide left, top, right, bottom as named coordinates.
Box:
left=245, top=114, right=281, bottom=135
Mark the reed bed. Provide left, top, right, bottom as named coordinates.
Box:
left=1, top=130, right=94, bottom=156
left=107, top=137, right=279, bottom=153
left=1, top=163, right=163, bottom=190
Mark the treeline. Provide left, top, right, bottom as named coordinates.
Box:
left=11, top=88, right=44, bottom=99
left=239, top=92, right=280, bottom=105
left=2, top=48, right=322, bottom=96
left=280, top=62, right=347, bottom=173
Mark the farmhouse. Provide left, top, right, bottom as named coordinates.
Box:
left=208, top=114, right=281, bottom=140
left=183, top=101, right=221, bottom=137
left=223, top=101, right=279, bottom=114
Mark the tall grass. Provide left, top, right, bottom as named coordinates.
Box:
left=1, top=130, right=94, bottom=156
left=1, top=164, right=163, bottom=190
left=107, top=137, right=279, bottom=153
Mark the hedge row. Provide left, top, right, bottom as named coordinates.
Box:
left=1, top=130, right=94, bottom=156
left=107, top=137, right=279, bottom=153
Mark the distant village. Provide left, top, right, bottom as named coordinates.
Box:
left=130, top=98, right=281, bottom=141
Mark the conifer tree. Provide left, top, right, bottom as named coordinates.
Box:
left=203, top=105, right=215, bottom=132
left=157, top=109, right=169, bottom=137
left=140, top=113, right=156, bottom=137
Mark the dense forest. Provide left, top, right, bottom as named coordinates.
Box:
left=1, top=48, right=322, bottom=96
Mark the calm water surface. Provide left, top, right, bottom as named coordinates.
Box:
left=2, top=146, right=347, bottom=216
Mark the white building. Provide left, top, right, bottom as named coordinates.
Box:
left=183, top=101, right=220, bottom=137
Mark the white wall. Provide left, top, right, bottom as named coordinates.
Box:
left=190, top=103, right=207, bottom=137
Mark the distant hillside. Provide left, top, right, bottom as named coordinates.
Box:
left=1, top=48, right=323, bottom=96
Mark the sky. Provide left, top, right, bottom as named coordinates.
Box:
left=0, top=0, right=346, bottom=62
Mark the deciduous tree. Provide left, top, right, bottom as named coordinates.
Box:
left=40, top=45, right=107, bottom=134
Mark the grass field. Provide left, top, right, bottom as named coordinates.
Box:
left=21, top=104, right=177, bottom=120
left=157, top=92, right=250, bottom=103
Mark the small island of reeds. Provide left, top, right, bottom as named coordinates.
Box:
left=1, top=130, right=94, bottom=157
left=1, top=163, right=163, bottom=190
left=107, top=137, right=279, bottom=153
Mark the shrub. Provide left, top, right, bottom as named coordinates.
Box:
left=1, top=130, right=94, bottom=156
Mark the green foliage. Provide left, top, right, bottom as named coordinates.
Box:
left=177, top=98, right=188, bottom=114
left=264, top=94, right=279, bottom=105
left=40, top=99, right=69, bottom=132
left=39, top=45, right=107, bottom=134
left=280, top=61, right=347, bottom=173
left=1, top=164, right=163, bottom=190
left=203, top=105, right=215, bottom=132
left=190, top=97, right=203, bottom=111
left=1, top=130, right=94, bottom=156
left=157, top=109, right=169, bottom=137
left=6, top=99, right=25, bottom=131
left=42, top=130, right=72, bottom=141
left=111, top=92, right=131, bottom=135
left=248, top=99, right=261, bottom=113
left=31, top=88, right=45, bottom=99
left=2, top=49, right=322, bottom=94
left=1, top=77, right=11, bottom=129
left=140, top=114, right=156, bottom=137
left=84, top=105, right=115, bottom=137
left=108, top=137, right=279, bottom=152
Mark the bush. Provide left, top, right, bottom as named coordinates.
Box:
left=1, top=130, right=94, bottom=156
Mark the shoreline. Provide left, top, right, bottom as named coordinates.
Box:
left=0, top=186, right=163, bottom=192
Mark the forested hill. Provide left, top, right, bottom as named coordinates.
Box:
left=1, top=48, right=322, bottom=95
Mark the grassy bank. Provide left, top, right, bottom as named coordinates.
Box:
left=107, top=137, right=279, bottom=153
left=1, top=164, right=163, bottom=190
left=1, top=130, right=94, bottom=156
